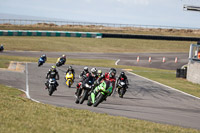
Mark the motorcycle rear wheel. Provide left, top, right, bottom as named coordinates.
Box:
left=80, top=90, right=88, bottom=104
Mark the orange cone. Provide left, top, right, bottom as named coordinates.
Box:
left=137, top=56, right=140, bottom=62
left=175, top=57, right=178, bottom=63
left=162, top=57, right=166, bottom=63
left=149, top=57, right=152, bottom=63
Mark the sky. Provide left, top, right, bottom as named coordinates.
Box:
left=0, top=0, right=200, bottom=28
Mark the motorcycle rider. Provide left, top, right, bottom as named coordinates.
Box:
left=97, top=70, right=102, bottom=78
left=0, top=44, right=4, bottom=51
left=40, top=54, right=47, bottom=62
left=45, top=65, right=59, bottom=90
left=57, top=54, right=66, bottom=64
left=96, top=68, right=117, bottom=95
left=75, top=66, right=90, bottom=95
left=91, top=67, right=98, bottom=79
left=65, top=66, right=75, bottom=81
left=117, top=72, right=129, bottom=90
left=82, top=68, right=97, bottom=89
left=79, top=66, right=89, bottom=79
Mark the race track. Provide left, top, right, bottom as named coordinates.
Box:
left=1, top=51, right=188, bottom=70
left=0, top=61, right=200, bottom=129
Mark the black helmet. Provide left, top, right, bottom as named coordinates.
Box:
left=68, top=66, right=72, bottom=71
left=109, top=68, right=116, bottom=78
left=121, top=72, right=125, bottom=76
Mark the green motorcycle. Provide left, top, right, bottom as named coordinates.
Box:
left=87, top=80, right=113, bottom=107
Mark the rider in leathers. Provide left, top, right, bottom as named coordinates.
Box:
left=40, top=54, right=47, bottom=62
left=75, top=67, right=90, bottom=95
left=117, top=72, right=129, bottom=90
left=45, top=65, right=59, bottom=90
left=65, top=66, right=75, bottom=81
left=96, top=68, right=117, bottom=95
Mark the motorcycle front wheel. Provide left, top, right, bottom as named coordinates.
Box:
left=49, top=86, right=54, bottom=96
left=93, top=93, right=105, bottom=107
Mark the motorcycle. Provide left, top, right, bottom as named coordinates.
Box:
left=65, top=72, right=74, bottom=88
left=47, top=78, right=57, bottom=96
left=56, top=58, right=65, bottom=67
left=0, top=46, right=4, bottom=52
left=75, top=80, right=93, bottom=104
left=87, top=81, right=112, bottom=107
left=117, top=81, right=127, bottom=98
left=38, top=57, right=45, bottom=67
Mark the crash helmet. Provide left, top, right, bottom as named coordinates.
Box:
left=1, top=44, right=3, bottom=47
left=121, top=72, right=125, bottom=76
left=97, top=70, right=102, bottom=77
left=84, top=66, right=88, bottom=72
left=109, top=68, right=116, bottom=78
left=68, top=65, right=72, bottom=71
left=91, top=67, right=97, bottom=75
left=62, top=54, right=66, bottom=58
left=42, top=54, right=46, bottom=58
left=51, top=65, right=56, bottom=71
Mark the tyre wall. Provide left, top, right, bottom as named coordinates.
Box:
left=0, top=30, right=102, bottom=38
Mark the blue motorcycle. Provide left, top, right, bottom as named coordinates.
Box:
left=0, top=45, right=4, bottom=52
left=38, top=57, right=45, bottom=67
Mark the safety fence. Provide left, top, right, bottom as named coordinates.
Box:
left=1, top=19, right=200, bottom=30
left=0, top=30, right=102, bottom=38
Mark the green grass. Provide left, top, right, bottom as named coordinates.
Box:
left=129, top=66, right=200, bottom=98
left=0, top=84, right=199, bottom=133
left=0, top=36, right=194, bottom=53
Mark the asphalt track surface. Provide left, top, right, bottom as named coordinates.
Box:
left=0, top=62, right=200, bottom=129
left=2, top=50, right=189, bottom=70
left=1, top=51, right=200, bottom=130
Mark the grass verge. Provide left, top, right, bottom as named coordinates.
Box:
left=0, top=36, right=194, bottom=53
left=0, top=84, right=199, bottom=133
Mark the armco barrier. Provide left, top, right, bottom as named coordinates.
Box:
left=102, top=33, right=200, bottom=41
left=0, top=30, right=102, bottom=38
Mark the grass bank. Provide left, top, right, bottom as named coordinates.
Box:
left=0, top=36, right=193, bottom=53
left=0, top=84, right=199, bottom=133
left=129, top=66, right=200, bottom=98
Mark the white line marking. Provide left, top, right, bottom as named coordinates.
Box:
left=115, top=59, right=120, bottom=65
left=126, top=71, right=200, bottom=100
left=25, top=63, right=40, bottom=103
left=26, top=63, right=30, bottom=99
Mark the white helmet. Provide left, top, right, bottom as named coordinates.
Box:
left=91, top=67, right=97, bottom=75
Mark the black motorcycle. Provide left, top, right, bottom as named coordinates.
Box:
left=75, top=80, right=93, bottom=104
left=47, top=78, right=57, bottom=96
left=56, top=58, right=65, bottom=67
left=0, top=46, right=4, bottom=52
left=117, top=81, right=127, bottom=98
